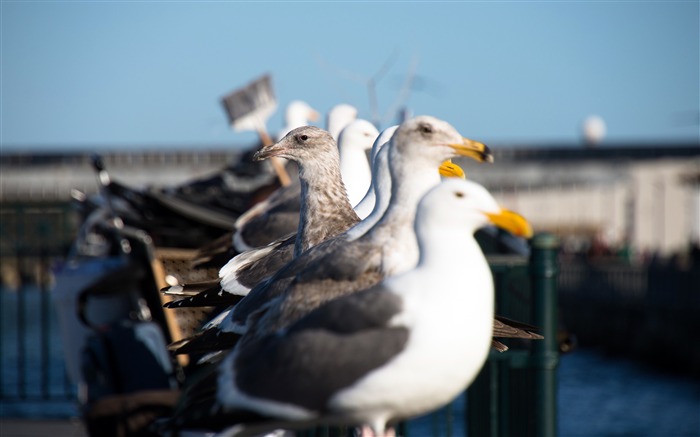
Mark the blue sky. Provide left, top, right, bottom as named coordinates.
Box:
left=1, top=1, right=698, bottom=151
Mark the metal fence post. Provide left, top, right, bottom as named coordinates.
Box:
left=529, top=233, right=560, bottom=437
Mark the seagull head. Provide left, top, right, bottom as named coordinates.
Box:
left=254, top=126, right=337, bottom=164
left=326, top=104, right=358, bottom=140
left=337, top=119, right=380, bottom=153
left=393, top=115, right=493, bottom=164
left=418, top=178, right=532, bottom=238
left=286, top=100, right=320, bottom=125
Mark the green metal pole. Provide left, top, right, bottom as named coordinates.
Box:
left=529, top=233, right=560, bottom=437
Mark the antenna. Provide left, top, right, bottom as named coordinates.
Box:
left=315, top=50, right=419, bottom=128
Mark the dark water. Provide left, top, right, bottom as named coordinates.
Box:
left=404, top=349, right=700, bottom=437
left=557, top=350, right=700, bottom=437
left=2, top=288, right=699, bottom=436
left=0, top=287, right=78, bottom=418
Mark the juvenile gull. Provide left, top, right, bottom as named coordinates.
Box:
left=220, top=120, right=380, bottom=295
left=190, top=103, right=352, bottom=268
left=262, top=127, right=359, bottom=259
left=165, top=125, right=360, bottom=309
left=169, top=178, right=531, bottom=436
left=165, top=122, right=380, bottom=309
left=232, top=106, right=364, bottom=253
left=189, top=114, right=373, bottom=269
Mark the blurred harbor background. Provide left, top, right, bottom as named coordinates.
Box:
left=1, top=145, right=699, bottom=436
left=2, top=1, right=699, bottom=436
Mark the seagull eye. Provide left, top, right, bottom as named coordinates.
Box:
left=420, top=124, right=433, bottom=134
left=454, top=191, right=465, bottom=198
left=299, top=134, right=309, bottom=141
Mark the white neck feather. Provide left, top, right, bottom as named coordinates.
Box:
left=339, top=144, right=372, bottom=208
left=347, top=146, right=391, bottom=239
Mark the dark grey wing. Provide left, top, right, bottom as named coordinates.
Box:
left=288, top=288, right=404, bottom=335
left=233, top=234, right=296, bottom=290
left=493, top=315, right=543, bottom=339
left=489, top=316, right=544, bottom=352
left=491, top=340, right=508, bottom=352
left=190, top=231, right=236, bottom=268
left=163, top=282, right=243, bottom=309
left=229, top=236, right=349, bottom=326
left=256, top=241, right=382, bottom=332
left=165, top=233, right=298, bottom=309
left=167, top=363, right=270, bottom=432
left=162, top=279, right=222, bottom=297
left=255, top=179, right=302, bottom=215
left=169, top=329, right=242, bottom=355
left=171, top=289, right=408, bottom=431
left=234, top=290, right=408, bottom=412
left=237, top=183, right=301, bottom=248
left=293, top=239, right=381, bottom=284
left=239, top=211, right=300, bottom=248
left=229, top=276, right=293, bottom=328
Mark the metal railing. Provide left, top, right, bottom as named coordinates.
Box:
left=464, top=234, right=559, bottom=437
left=1, top=201, right=78, bottom=416
left=1, top=284, right=77, bottom=403
left=558, top=257, right=700, bottom=376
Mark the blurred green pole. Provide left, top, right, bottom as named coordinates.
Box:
left=530, top=233, right=560, bottom=437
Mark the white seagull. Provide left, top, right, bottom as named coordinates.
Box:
left=169, top=178, right=531, bottom=436
left=276, top=100, right=320, bottom=141
left=326, top=103, right=358, bottom=141
left=167, top=117, right=487, bottom=355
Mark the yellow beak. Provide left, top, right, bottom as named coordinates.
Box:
left=438, top=160, right=466, bottom=179
left=448, top=138, right=494, bottom=163
left=485, top=209, right=533, bottom=239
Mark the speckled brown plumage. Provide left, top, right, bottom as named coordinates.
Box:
left=165, top=126, right=359, bottom=310
left=254, top=126, right=360, bottom=258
